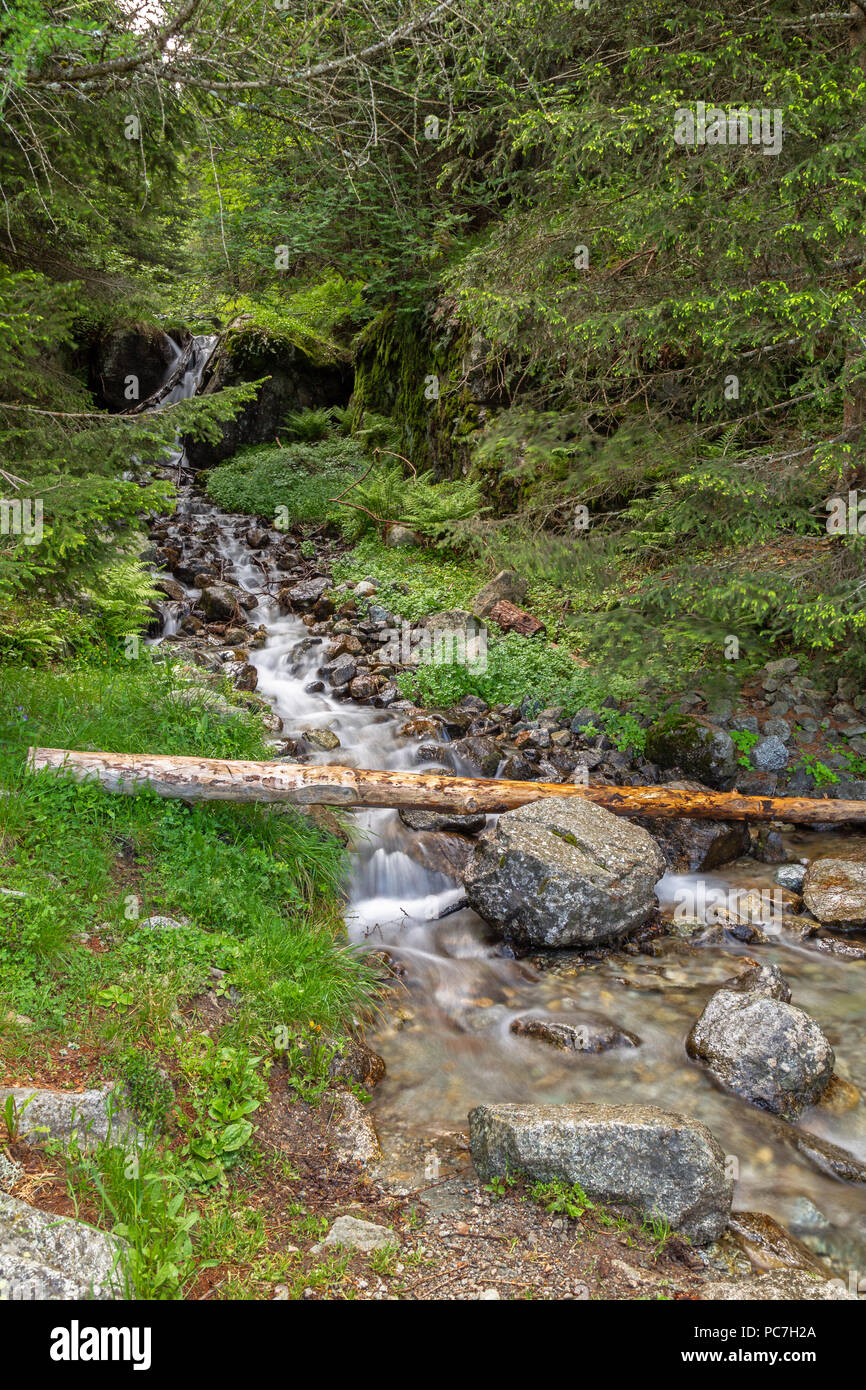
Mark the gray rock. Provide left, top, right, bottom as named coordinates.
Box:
left=471, top=570, right=529, bottom=619
left=570, top=708, right=600, bottom=734
left=0, top=1087, right=141, bottom=1150
left=354, top=580, right=377, bottom=597
left=289, top=577, right=332, bottom=610
left=637, top=780, right=750, bottom=872
left=776, top=863, right=806, bottom=892
left=0, top=1193, right=127, bottom=1300
left=722, top=961, right=792, bottom=1002
left=752, top=735, right=789, bottom=772
left=730, top=715, right=759, bottom=735
left=301, top=727, right=341, bottom=751
left=310, top=1215, right=394, bottom=1255
left=751, top=827, right=786, bottom=863
left=783, top=1126, right=866, bottom=1184
left=447, top=735, right=501, bottom=777
left=686, top=991, right=834, bottom=1119
left=462, top=796, right=665, bottom=949
left=398, top=808, right=487, bottom=835
left=384, top=524, right=421, bottom=548
left=762, top=717, right=792, bottom=742
left=420, top=608, right=484, bottom=634
left=323, top=655, right=357, bottom=687
left=326, top=1093, right=381, bottom=1170
left=644, top=719, right=739, bottom=790
left=509, top=1013, right=640, bottom=1053
left=702, top=1269, right=852, bottom=1300
left=802, top=854, right=866, bottom=927
left=468, top=1103, right=732, bottom=1244
left=199, top=583, right=239, bottom=622
left=0, top=1152, right=22, bottom=1193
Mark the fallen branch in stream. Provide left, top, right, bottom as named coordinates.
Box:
left=25, top=748, right=866, bottom=822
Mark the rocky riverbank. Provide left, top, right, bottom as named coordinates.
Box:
left=105, top=481, right=866, bottom=1301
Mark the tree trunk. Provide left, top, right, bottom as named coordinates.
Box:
left=26, top=747, right=866, bottom=822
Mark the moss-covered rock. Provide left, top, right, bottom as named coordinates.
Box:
left=352, top=300, right=488, bottom=477
left=644, top=713, right=738, bottom=790
left=185, top=318, right=351, bottom=468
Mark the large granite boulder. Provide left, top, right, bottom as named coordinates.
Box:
left=462, top=796, right=665, bottom=949
left=468, top=1102, right=732, bottom=1244
left=0, top=1194, right=126, bottom=1300
left=686, top=985, right=834, bottom=1119
left=802, top=853, right=866, bottom=929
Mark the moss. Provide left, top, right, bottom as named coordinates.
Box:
left=644, top=713, right=721, bottom=783
left=352, top=303, right=475, bottom=475
left=221, top=320, right=343, bottom=374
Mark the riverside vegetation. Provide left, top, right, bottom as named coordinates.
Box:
left=1, top=1, right=866, bottom=1302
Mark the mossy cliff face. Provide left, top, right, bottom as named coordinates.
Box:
left=185, top=319, right=351, bottom=469
left=352, top=299, right=500, bottom=478
left=352, top=299, right=564, bottom=516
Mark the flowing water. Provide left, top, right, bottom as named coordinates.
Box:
left=152, top=337, right=866, bottom=1274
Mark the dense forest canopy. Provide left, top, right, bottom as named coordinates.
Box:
left=1, top=1, right=865, bottom=679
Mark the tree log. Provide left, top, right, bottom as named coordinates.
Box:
left=25, top=747, right=866, bottom=822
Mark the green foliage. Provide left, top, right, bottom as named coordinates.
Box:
left=341, top=463, right=485, bottom=544
left=118, top=1051, right=175, bottom=1132
left=794, top=753, right=839, bottom=787
left=281, top=407, right=339, bottom=442
left=178, top=1040, right=268, bottom=1187
left=0, top=660, right=381, bottom=1039
left=205, top=440, right=365, bottom=524
left=64, top=1138, right=199, bottom=1300
left=529, top=1179, right=596, bottom=1221
left=279, top=1021, right=338, bottom=1104
left=729, top=729, right=760, bottom=768
left=0, top=266, right=259, bottom=663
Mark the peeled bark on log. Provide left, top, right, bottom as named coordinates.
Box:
left=26, top=747, right=866, bottom=822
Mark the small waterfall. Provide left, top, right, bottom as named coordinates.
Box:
left=143, top=351, right=866, bottom=1259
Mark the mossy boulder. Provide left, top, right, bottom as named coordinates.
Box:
left=644, top=713, right=738, bottom=790
left=352, top=301, right=484, bottom=477
left=185, top=319, right=350, bottom=468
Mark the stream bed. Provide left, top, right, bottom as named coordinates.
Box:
left=151, top=339, right=866, bottom=1278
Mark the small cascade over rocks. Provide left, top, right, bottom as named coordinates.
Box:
left=139, top=341, right=866, bottom=1285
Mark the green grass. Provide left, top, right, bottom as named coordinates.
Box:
left=205, top=439, right=366, bottom=524
left=0, top=653, right=383, bottom=1296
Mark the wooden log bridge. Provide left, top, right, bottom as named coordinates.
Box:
left=25, top=747, right=866, bottom=823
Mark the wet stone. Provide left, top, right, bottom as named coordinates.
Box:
left=509, top=1013, right=640, bottom=1053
